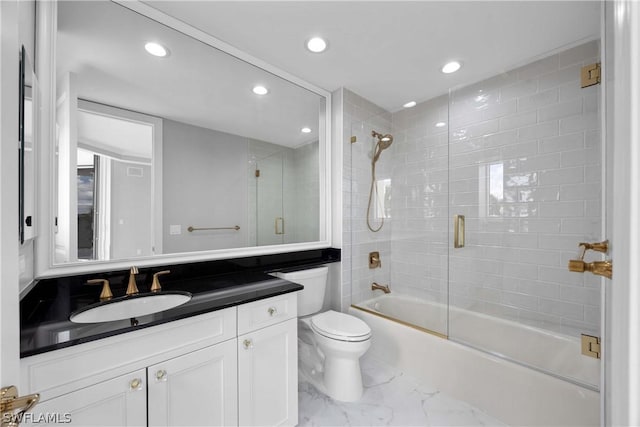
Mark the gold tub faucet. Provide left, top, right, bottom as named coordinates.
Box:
left=371, top=282, right=391, bottom=294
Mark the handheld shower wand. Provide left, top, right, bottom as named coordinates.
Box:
left=367, top=130, right=394, bottom=232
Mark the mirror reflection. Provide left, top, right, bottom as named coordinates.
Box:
left=54, top=1, right=324, bottom=264
left=20, top=47, right=36, bottom=244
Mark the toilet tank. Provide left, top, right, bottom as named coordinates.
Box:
left=276, top=266, right=328, bottom=316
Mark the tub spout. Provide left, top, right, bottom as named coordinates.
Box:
left=371, top=282, right=391, bottom=294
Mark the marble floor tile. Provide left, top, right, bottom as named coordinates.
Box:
left=298, top=355, right=507, bottom=427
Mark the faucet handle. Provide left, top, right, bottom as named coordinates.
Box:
left=87, top=279, right=113, bottom=301
left=126, top=266, right=139, bottom=296
left=577, top=240, right=609, bottom=259
left=151, top=270, right=170, bottom=293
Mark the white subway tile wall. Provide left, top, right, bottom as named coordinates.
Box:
left=389, top=95, right=451, bottom=335
left=343, top=40, right=601, bottom=339
left=447, top=40, right=601, bottom=338
left=342, top=89, right=393, bottom=310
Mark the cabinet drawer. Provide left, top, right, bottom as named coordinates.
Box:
left=237, top=293, right=298, bottom=335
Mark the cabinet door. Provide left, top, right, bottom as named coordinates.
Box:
left=24, top=369, right=146, bottom=426
left=147, top=340, right=238, bottom=427
left=238, top=319, right=297, bottom=427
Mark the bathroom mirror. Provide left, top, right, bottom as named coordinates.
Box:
left=40, top=0, right=330, bottom=272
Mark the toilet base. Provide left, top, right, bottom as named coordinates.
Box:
left=298, top=324, right=371, bottom=403
left=298, top=346, right=365, bottom=403
left=322, top=353, right=365, bottom=402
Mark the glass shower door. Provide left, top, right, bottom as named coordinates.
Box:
left=348, top=101, right=450, bottom=338
left=255, top=153, right=285, bottom=246
left=447, top=41, right=602, bottom=389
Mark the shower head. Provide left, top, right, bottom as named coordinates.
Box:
left=372, top=130, right=394, bottom=147
left=371, top=130, right=394, bottom=163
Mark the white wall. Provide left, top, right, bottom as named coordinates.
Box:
left=109, top=161, right=153, bottom=259
left=163, top=119, right=319, bottom=254
left=1, top=0, right=23, bottom=387
left=162, top=119, right=249, bottom=253
left=291, top=141, right=319, bottom=243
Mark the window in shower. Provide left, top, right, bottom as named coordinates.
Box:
left=479, top=162, right=505, bottom=218
left=375, top=178, right=392, bottom=219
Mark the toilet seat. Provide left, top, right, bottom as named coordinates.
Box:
left=310, top=310, right=371, bottom=342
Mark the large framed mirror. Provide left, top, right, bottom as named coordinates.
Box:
left=36, top=0, right=331, bottom=276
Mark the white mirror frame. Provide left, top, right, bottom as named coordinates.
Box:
left=35, top=0, right=332, bottom=277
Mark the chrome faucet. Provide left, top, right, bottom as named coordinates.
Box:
left=126, top=266, right=139, bottom=296
left=371, top=282, right=391, bottom=294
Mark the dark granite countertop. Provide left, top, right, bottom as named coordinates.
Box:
left=21, top=248, right=340, bottom=358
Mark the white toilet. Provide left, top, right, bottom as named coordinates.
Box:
left=276, top=266, right=371, bottom=402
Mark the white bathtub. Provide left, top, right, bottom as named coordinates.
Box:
left=350, top=294, right=600, bottom=427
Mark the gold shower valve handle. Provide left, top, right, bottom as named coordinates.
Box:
left=568, top=259, right=612, bottom=279
left=568, top=259, right=587, bottom=273
left=578, top=240, right=609, bottom=258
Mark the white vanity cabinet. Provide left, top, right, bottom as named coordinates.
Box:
left=24, top=369, right=147, bottom=427
left=20, top=292, right=299, bottom=427
left=147, top=340, right=238, bottom=427
left=238, top=295, right=298, bottom=427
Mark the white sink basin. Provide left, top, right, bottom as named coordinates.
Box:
left=70, top=291, right=192, bottom=323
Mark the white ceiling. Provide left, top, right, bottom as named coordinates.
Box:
left=57, top=1, right=322, bottom=148
left=77, top=110, right=153, bottom=161
left=146, top=1, right=601, bottom=112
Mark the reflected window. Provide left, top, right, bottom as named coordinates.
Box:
left=375, top=178, right=392, bottom=219
left=77, top=150, right=98, bottom=260
left=479, top=162, right=504, bottom=217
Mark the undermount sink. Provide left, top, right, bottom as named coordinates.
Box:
left=70, top=291, right=192, bottom=323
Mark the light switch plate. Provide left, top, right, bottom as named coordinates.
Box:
left=169, top=224, right=181, bottom=235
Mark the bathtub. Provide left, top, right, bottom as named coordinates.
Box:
left=350, top=294, right=600, bottom=427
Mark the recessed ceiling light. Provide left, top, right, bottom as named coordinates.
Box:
left=306, top=37, right=327, bottom=53
left=403, top=101, right=417, bottom=108
left=435, top=121, right=447, bottom=128
left=441, top=61, right=461, bottom=74
left=301, top=127, right=312, bottom=134
left=252, top=85, right=269, bottom=95
left=144, top=42, right=169, bottom=57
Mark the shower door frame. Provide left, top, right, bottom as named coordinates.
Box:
left=604, top=1, right=640, bottom=425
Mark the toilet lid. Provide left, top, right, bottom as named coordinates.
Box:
left=311, top=310, right=371, bottom=342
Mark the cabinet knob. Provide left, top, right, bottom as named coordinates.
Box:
left=129, top=378, right=143, bottom=391
left=268, top=307, right=277, bottom=317
left=243, top=339, right=253, bottom=350
left=155, top=370, right=167, bottom=381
